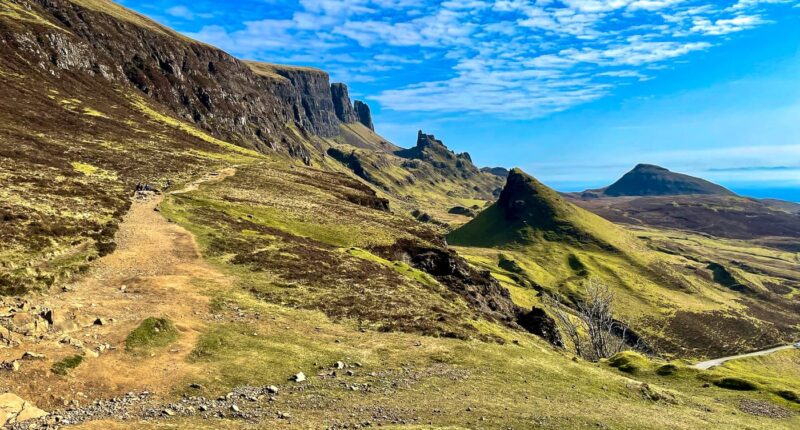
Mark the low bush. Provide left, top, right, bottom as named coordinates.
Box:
left=714, top=377, right=758, bottom=391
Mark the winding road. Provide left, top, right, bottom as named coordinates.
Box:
left=694, top=343, right=798, bottom=370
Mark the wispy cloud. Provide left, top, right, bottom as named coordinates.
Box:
left=177, top=0, right=799, bottom=119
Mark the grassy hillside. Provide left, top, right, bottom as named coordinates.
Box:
left=0, top=1, right=798, bottom=429
left=450, top=169, right=800, bottom=358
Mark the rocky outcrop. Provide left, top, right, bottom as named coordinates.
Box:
left=354, top=100, right=374, bottom=131
left=372, top=239, right=563, bottom=346
left=0, top=393, right=48, bottom=427
left=326, top=148, right=376, bottom=185
left=331, top=83, right=357, bottom=123
left=5, top=0, right=374, bottom=159
left=396, top=131, right=482, bottom=178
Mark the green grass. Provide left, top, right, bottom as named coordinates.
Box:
left=607, top=351, right=653, bottom=374
left=125, top=317, right=179, bottom=352
left=52, top=354, right=84, bottom=376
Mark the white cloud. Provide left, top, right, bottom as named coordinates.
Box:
left=179, top=0, right=798, bottom=118
left=691, top=14, right=766, bottom=35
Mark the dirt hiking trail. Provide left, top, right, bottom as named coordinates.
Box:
left=0, top=168, right=236, bottom=412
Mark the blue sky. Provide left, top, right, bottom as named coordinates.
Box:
left=119, top=0, right=800, bottom=201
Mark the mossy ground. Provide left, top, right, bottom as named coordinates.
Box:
left=52, top=354, right=84, bottom=376
left=125, top=317, right=180, bottom=352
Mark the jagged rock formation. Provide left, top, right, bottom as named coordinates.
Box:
left=354, top=100, right=374, bottom=131
left=396, top=131, right=482, bottom=180
left=600, top=164, right=735, bottom=197
left=3, top=0, right=375, bottom=160
left=331, top=83, right=357, bottom=123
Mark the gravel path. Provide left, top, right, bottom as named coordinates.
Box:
left=694, top=344, right=796, bottom=370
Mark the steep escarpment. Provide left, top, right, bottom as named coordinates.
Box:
left=354, top=100, right=374, bottom=131
left=331, top=82, right=357, bottom=124
left=3, top=0, right=374, bottom=161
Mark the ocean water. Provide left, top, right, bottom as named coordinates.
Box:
left=730, top=188, right=800, bottom=203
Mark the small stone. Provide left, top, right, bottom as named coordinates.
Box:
left=198, top=405, right=209, bottom=412
left=230, top=404, right=240, bottom=413
left=3, top=360, right=21, bottom=372
left=266, top=386, right=279, bottom=394
left=189, top=383, right=204, bottom=389
left=163, top=409, right=175, bottom=416
left=93, top=318, right=107, bottom=326
left=21, top=352, right=45, bottom=360
left=334, top=361, right=345, bottom=369
left=291, top=372, right=306, bottom=382
left=278, top=411, right=292, bottom=419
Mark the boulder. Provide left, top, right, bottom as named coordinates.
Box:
left=10, top=312, right=47, bottom=336
left=21, top=352, right=45, bottom=360
left=0, top=327, right=17, bottom=348
left=0, top=393, right=48, bottom=426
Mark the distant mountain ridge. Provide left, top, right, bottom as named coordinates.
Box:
left=589, top=164, right=736, bottom=197
left=569, top=165, right=800, bottom=245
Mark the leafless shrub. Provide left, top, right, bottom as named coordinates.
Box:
left=545, top=280, right=630, bottom=361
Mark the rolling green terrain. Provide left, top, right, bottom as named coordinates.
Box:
left=0, top=1, right=797, bottom=429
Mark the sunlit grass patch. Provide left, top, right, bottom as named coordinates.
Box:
left=125, top=317, right=179, bottom=353
left=71, top=161, right=118, bottom=180
left=52, top=354, right=84, bottom=376
left=83, top=107, right=109, bottom=118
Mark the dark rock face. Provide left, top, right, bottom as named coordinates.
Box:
left=372, top=239, right=563, bottom=346
left=518, top=308, right=564, bottom=347
left=331, top=83, right=357, bottom=123
left=354, top=100, right=374, bottom=131
left=326, top=148, right=375, bottom=184
left=603, top=164, right=735, bottom=197
left=10, top=0, right=372, bottom=160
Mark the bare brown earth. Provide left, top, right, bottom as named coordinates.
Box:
left=570, top=194, right=800, bottom=245
left=0, top=170, right=235, bottom=411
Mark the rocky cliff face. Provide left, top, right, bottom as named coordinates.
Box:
left=4, top=0, right=374, bottom=159
left=354, top=100, right=374, bottom=131
left=331, top=83, right=357, bottom=124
